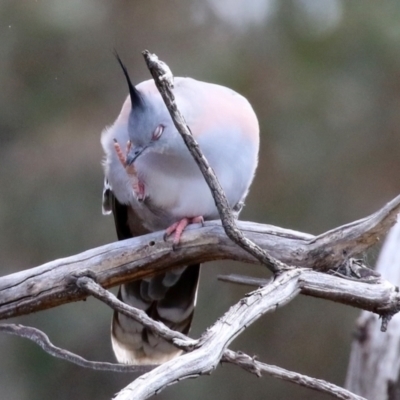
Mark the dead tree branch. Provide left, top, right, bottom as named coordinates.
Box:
left=112, top=269, right=370, bottom=400
left=1, top=275, right=367, bottom=399
left=78, top=276, right=367, bottom=400
left=346, top=219, right=400, bottom=399
left=1, top=195, right=399, bottom=321
left=223, top=350, right=366, bottom=400
left=0, top=323, right=150, bottom=373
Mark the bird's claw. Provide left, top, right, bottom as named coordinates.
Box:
left=113, top=139, right=145, bottom=201
left=164, top=216, right=204, bottom=247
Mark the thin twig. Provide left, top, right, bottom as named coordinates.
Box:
left=218, top=273, right=269, bottom=287
left=223, top=350, right=366, bottom=400
left=142, top=50, right=284, bottom=274
left=0, top=323, right=151, bottom=373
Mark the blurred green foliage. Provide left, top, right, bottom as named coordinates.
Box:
left=1, top=1, right=400, bottom=399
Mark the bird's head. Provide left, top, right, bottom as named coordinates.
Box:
left=115, top=54, right=177, bottom=166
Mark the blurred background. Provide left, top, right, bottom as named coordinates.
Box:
left=1, top=1, right=400, bottom=399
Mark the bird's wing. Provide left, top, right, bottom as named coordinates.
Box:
left=104, top=182, right=200, bottom=365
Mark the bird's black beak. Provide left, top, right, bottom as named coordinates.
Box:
left=126, top=145, right=148, bottom=165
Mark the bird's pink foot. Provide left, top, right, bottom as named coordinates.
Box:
left=164, top=216, right=204, bottom=245
left=113, top=139, right=145, bottom=201
left=113, top=139, right=132, bottom=168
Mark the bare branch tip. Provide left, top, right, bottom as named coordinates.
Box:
left=380, top=313, right=393, bottom=332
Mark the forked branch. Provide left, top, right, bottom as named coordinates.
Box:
left=108, top=270, right=367, bottom=400
left=142, top=50, right=284, bottom=273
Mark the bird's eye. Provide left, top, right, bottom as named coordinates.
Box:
left=152, top=125, right=164, bottom=141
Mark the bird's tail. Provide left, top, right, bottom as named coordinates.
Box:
left=111, top=264, right=200, bottom=364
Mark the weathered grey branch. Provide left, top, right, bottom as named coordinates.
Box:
left=0, top=221, right=295, bottom=320
left=77, top=272, right=400, bottom=362
left=0, top=283, right=363, bottom=400
left=218, top=273, right=271, bottom=286
left=0, top=323, right=150, bottom=373
left=77, top=276, right=367, bottom=400
left=113, top=268, right=376, bottom=400
left=1, top=191, right=399, bottom=321
left=223, top=350, right=366, bottom=400
left=108, top=265, right=400, bottom=397
left=142, top=50, right=283, bottom=273
left=218, top=271, right=400, bottom=328
left=309, top=195, right=400, bottom=271
left=346, top=219, right=400, bottom=399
